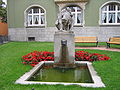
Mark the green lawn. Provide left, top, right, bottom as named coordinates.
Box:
left=75, top=42, right=120, bottom=49
left=0, top=42, right=120, bottom=90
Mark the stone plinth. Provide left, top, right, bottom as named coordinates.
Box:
left=54, top=31, right=75, bottom=66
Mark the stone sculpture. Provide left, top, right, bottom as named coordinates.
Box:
left=54, top=7, right=75, bottom=68
left=55, top=8, right=74, bottom=31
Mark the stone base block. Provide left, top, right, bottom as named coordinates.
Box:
left=54, top=31, right=75, bottom=64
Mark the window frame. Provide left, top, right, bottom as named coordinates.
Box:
left=24, top=5, right=46, bottom=28
left=100, top=1, right=120, bottom=25
left=65, top=6, right=83, bottom=26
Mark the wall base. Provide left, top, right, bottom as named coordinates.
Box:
left=8, top=26, right=120, bottom=42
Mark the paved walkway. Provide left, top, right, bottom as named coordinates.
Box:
left=75, top=46, right=120, bottom=52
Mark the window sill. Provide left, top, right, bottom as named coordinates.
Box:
left=26, top=26, right=45, bottom=28
left=99, top=23, right=120, bottom=27
left=73, top=25, right=83, bottom=27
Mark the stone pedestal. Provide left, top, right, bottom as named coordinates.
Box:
left=54, top=31, right=75, bottom=68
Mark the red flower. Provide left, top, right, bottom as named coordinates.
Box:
left=86, top=56, right=90, bottom=60
left=22, top=62, right=27, bottom=64
left=30, top=64, right=36, bottom=67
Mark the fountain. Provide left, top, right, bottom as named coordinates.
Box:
left=15, top=8, right=105, bottom=88
left=54, top=8, right=75, bottom=68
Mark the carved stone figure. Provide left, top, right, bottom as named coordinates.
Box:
left=55, top=8, right=74, bottom=31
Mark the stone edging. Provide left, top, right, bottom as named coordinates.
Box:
left=15, top=61, right=105, bottom=88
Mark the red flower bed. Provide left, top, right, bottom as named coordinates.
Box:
left=22, top=51, right=54, bottom=67
left=75, top=51, right=110, bottom=62
left=22, top=51, right=110, bottom=67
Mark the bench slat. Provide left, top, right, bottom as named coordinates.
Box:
left=75, top=37, right=97, bottom=42
left=110, top=38, right=120, bottom=42
left=75, top=37, right=98, bottom=47
left=107, top=42, right=120, bottom=44
left=75, top=41, right=98, bottom=43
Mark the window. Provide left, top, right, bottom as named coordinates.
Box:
left=28, top=37, right=35, bottom=41
left=65, top=6, right=83, bottom=26
left=26, top=6, right=45, bottom=27
left=101, top=3, right=120, bottom=25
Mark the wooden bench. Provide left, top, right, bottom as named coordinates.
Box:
left=106, top=37, right=120, bottom=48
left=75, top=37, right=98, bottom=47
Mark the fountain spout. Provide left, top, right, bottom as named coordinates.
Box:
left=59, top=40, right=69, bottom=64
left=61, top=40, right=67, bottom=46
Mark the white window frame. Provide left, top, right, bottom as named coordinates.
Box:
left=66, top=6, right=83, bottom=26
left=100, top=1, right=120, bottom=25
left=24, top=5, right=46, bottom=27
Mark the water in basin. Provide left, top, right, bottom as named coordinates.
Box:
left=28, top=63, right=93, bottom=83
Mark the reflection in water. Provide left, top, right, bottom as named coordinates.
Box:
left=28, top=64, right=93, bottom=83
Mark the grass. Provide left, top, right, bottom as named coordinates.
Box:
left=0, top=42, right=120, bottom=90
left=75, top=42, right=120, bottom=49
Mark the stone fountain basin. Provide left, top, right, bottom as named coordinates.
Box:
left=15, top=61, right=105, bottom=88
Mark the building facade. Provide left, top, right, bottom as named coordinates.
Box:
left=7, top=0, right=120, bottom=42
